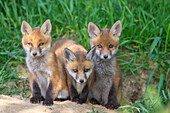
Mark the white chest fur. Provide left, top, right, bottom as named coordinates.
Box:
left=72, top=80, right=85, bottom=93
left=26, top=54, right=52, bottom=98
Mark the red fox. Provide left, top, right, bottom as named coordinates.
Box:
left=51, top=39, right=96, bottom=104
left=21, top=19, right=69, bottom=106
left=87, top=20, right=122, bottom=109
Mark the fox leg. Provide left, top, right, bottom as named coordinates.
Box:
left=70, top=84, right=79, bottom=102
left=67, top=77, right=79, bottom=102
left=78, top=85, right=89, bottom=104
left=30, top=80, right=43, bottom=103
left=88, top=87, right=100, bottom=105
left=43, top=82, right=53, bottom=106
left=106, top=85, right=120, bottom=109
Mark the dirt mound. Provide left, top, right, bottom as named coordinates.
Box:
left=0, top=95, right=117, bottom=113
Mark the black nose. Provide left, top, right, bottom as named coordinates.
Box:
left=104, top=55, right=108, bottom=59
left=32, top=53, right=37, bottom=56
left=79, top=79, right=84, bottom=83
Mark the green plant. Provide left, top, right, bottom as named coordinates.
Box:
left=0, top=0, right=169, bottom=112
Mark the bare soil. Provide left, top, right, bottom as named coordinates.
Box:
left=0, top=95, right=117, bottom=113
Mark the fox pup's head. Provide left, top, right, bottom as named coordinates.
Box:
left=21, top=19, right=52, bottom=58
left=64, top=46, right=96, bottom=83
left=88, top=20, right=122, bottom=60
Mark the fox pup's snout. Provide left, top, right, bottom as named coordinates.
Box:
left=30, top=45, right=48, bottom=57
left=96, top=45, right=118, bottom=60
left=79, top=79, right=84, bottom=83
left=31, top=47, right=40, bottom=57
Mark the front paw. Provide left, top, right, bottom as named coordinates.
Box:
left=30, top=96, right=42, bottom=104
left=105, top=103, right=120, bottom=109
left=100, top=100, right=107, bottom=106
left=77, top=99, right=86, bottom=104
left=72, top=97, right=79, bottom=103
left=43, top=99, right=53, bottom=106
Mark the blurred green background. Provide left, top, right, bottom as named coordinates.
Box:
left=0, top=0, right=169, bottom=112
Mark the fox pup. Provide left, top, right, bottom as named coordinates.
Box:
left=21, top=20, right=69, bottom=106
left=87, top=20, right=122, bottom=109
left=51, top=39, right=96, bottom=104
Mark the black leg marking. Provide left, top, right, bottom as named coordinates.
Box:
left=41, top=96, right=45, bottom=101
left=43, top=82, right=54, bottom=106
left=78, top=85, right=89, bottom=104
left=71, top=85, right=79, bottom=102
left=30, top=80, right=42, bottom=104
left=106, top=85, right=120, bottom=109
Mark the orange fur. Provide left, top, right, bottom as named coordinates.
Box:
left=51, top=39, right=94, bottom=101
left=22, top=20, right=69, bottom=103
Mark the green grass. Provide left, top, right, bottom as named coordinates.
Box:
left=0, top=0, right=169, bottom=112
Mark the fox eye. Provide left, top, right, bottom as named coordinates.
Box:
left=84, top=69, right=89, bottom=72
left=39, top=43, right=44, bottom=46
left=109, top=44, right=113, bottom=48
left=72, top=69, right=78, bottom=73
left=28, top=43, right=32, bottom=46
left=97, top=44, right=102, bottom=48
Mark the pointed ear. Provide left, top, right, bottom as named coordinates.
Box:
left=88, top=22, right=101, bottom=39
left=21, top=21, right=32, bottom=35
left=110, top=20, right=122, bottom=37
left=86, top=46, right=96, bottom=61
left=64, top=48, right=76, bottom=62
left=40, top=19, right=52, bottom=35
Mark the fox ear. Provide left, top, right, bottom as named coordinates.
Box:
left=64, top=48, right=76, bottom=62
left=40, top=19, right=52, bottom=35
left=86, top=46, right=96, bottom=61
left=110, top=20, right=122, bottom=37
left=21, top=21, right=32, bottom=36
left=88, top=22, right=101, bottom=39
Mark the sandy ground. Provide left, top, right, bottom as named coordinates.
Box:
left=0, top=95, right=117, bottom=113
left=1, top=59, right=159, bottom=113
